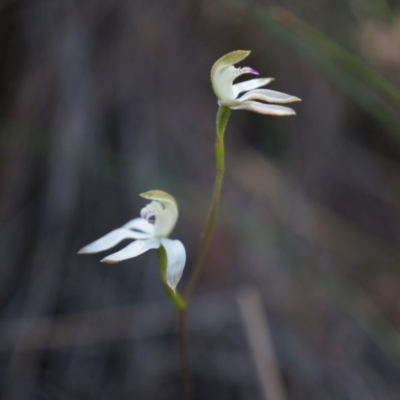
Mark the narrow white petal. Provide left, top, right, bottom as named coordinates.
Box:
left=123, top=217, right=154, bottom=234
left=101, top=238, right=160, bottom=264
left=232, top=101, right=296, bottom=116
left=233, top=78, right=274, bottom=97
left=78, top=228, right=140, bottom=254
left=161, top=239, right=186, bottom=291
left=238, top=88, right=301, bottom=104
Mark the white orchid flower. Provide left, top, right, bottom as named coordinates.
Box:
left=211, top=50, right=301, bottom=116
left=78, top=190, right=186, bottom=292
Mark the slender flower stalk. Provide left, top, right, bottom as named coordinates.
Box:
left=178, top=105, right=231, bottom=400
left=183, top=106, right=231, bottom=302
left=178, top=50, right=301, bottom=400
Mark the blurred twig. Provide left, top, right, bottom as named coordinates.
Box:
left=228, top=148, right=400, bottom=369
left=237, top=287, right=287, bottom=400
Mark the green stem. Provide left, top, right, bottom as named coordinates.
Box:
left=178, top=309, right=192, bottom=400
left=157, top=247, right=186, bottom=311
left=183, top=105, right=231, bottom=302
left=177, top=106, right=231, bottom=400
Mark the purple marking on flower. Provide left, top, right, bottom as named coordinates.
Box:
left=239, top=67, right=259, bottom=76
left=248, top=67, right=259, bottom=75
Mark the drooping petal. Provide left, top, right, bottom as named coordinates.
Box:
left=100, top=238, right=160, bottom=264
left=238, top=88, right=301, bottom=104
left=232, top=101, right=296, bottom=116
left=161, top=238, right=186, bottom=291
left=232, top=78, right=274, bottom=97
left=78, top=228, right=146, bottom=254
left=123, top=217, right=154, bottom=234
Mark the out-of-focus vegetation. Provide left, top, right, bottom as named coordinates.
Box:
left=0, top=0, right=400, bottom=399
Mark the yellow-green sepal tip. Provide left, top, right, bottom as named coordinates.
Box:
left=211, top=50, right=251, bottom=77
left=140, top=190, right=177, bottom=206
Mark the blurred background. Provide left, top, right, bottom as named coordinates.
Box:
left=1, top=0, right=400, bottom=399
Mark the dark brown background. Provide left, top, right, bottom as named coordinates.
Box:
left=0, top=0, right=400, bottom=399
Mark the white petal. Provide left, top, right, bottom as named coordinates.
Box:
left=232, top=101, right=296, bottom=116
left=123, top=217, right=154, bottom=234
left=101, top=238, right=160, bottom=264
left=238, top=88, right=301, bottom=104
left=232, top=78, right=274, bottom=97
left=213, top=65, right=238, bottom=103
left=161, top=239, right=186, bottom=291
left=78, top=228, right=142, bottom=254
left=211, top=50, right=251, bottom=101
